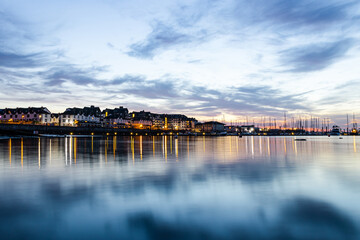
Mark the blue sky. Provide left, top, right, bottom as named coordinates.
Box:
left=1, top=0, right=360, bottom=125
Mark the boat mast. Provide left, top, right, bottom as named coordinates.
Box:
left=354, top=113, right=357, bottom=131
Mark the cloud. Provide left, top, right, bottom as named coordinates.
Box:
left=104, top=75, right=144, bottom=86
left=125, top=1, right=217, bottom=59
left=232, top=0, right=358, bottom=33
left=310, top=79, right=360, bottom=109
left=234, top=86, right=308, bottom=109
left=127, top=22, right=206, bottom=59
left=178, top=85, right=309, bottom=116
left=102, top=78, right=309, bottom=115
left=280, top=39, right=355, bottom=72
left=1, top=0, right=358, bottom=118
left=0, top=51, right=46, bottom=68
left=121, top=81, right=178, bottom=99
left=130, top=80, right=308, bottom=115
left=47, top=72, right=306, bottom=116
left=336, top=79, right=360, bottom=90
left=107, top=42, right=115, bottom=49
left=40, top=64, right=108, bottom=86
left=0, top=12, right=49, bottom=69
left=0, top=38, right=309, bottom=116
left=0, top=11, right=34, bottom=49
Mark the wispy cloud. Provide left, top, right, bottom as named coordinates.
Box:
left=40, top=64, right=108, bottom=86
left=182, top=85, right=309, bottom=116
left=102, top=77, right=310, bottom=115
left=231, top=0, right=358, bottom=33
left=37, top=61, right=309, bottom=115
left=127, top=22, right=208, bottom=59
left=126, top=0, right=217, bottom=59
left=0, top=51, right=47, bottom=68
left=280, top=39, right=355, bottom=72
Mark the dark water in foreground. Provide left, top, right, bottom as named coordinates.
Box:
left=0, top=136, right=360, bottom=240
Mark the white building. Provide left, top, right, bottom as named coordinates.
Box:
left=59, top=106, right=101, bottom=126
left=0, top=107, right=51, bottom=124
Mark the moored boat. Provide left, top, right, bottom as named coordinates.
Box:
left=329, top=125, right=341, bottom=136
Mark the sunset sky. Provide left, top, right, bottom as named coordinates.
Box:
left=1, top=0, right=360, bottom=124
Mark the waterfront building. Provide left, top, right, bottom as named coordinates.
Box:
left=131, top=119, right=153, bottom=129
left=202, top=121, right=225, bottom=133
left=60, top=105, right=101, bottom=126
left=166, top=115, right=197, bottom=130
left=240, top=125, right=256, bottom=134
left=102, top=106, right=130, bottom=127
left=0, top=107, right=51, bottom=124
left=152, top=115, right=165, bottom=129
left=0, top=105, right=198, bottom=131
left=195, top=123, right=204, bottom=132
left=225, top=125, right=240, bottom=133
left=128, top=111, right=197, bottom=130
left=50, top=114, right=60, bottom=126
left=129, top=110, right=153, bottom=129
left=103, top=106, right=129, bottom=119
left=130, top=110, right=152, bottom=120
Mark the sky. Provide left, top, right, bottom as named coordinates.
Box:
left=1, top=0, right=360, bottom=125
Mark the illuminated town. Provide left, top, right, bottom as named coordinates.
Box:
left=0, top=105, right=358, bottom=136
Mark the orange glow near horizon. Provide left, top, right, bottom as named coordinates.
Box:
left=164, top=136, right=167, bottom=161
left=140, top=136, right=143, bottom=160
left=113, top=136, right=117, bottom=160
left=131, top=136, right=135, bottom=163
left=175, top=138, right=178, bottom=160
left=153, top=136, right=155, bottom=157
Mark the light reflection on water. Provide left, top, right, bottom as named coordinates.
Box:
left=0, top=136, right=360, bottom=240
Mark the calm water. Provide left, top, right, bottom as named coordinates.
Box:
left=1, top=136, right=360, bottom=240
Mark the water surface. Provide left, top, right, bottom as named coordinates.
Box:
left=1, top=136, right=360, bottom=239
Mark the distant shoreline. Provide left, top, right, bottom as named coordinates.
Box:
left=0, top=123, right=358, bottom=137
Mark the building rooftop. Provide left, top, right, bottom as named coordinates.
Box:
left=203, top=121, right=225, bottom=125
left=63, top=106, right=101, bottom=116
left=0, top=107, right=51, bottom=115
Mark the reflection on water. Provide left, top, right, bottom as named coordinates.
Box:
left=1, top=136, right=360, bottom=239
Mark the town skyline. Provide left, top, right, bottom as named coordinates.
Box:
left=1, top=103, right=358, bottom=128
left=1, top=0, right=360, bottom=126
left=1, top=104, right=358, bottom=132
